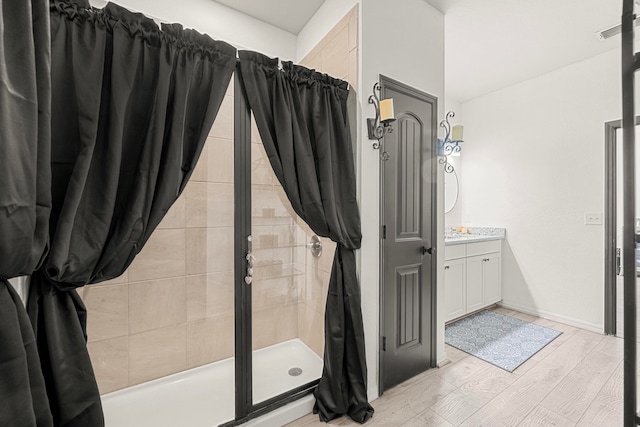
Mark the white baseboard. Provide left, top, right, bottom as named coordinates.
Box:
left=367, top=385, right=379, bottom=402
left=245, top=395, right=315, bottom=427
left=437, top=357, right=451, bottom=368
left=498, top=301, right=603, bottom=334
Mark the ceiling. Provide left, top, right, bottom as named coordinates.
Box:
left=213, top=0, right=627, bottom=103
left=212, top=0, right=325, bottom=34
left=427, top=0, right=624, bottom=102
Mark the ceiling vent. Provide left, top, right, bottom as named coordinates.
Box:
left=597, top=2, right=640, bottom=40
left=597, top=18, right=640, bottom=40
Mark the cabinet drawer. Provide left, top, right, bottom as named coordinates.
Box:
left=466, top=239, right=501, bottom=257
left=444, top=244, right=466, bottom=260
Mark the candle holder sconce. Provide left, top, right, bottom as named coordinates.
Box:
left=367, top=82, right=396, bottom=151
left=438, top=111, right=464, bottom=174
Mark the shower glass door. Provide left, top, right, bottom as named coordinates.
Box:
left=249, top=113, right=325, bottom=406
left=614, top=127, right=640, bottom=338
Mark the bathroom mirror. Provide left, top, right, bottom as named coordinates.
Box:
left=444, top=168, right=459, bottom=213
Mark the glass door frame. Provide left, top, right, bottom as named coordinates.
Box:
left=221, top=66, right=320, bottom=427
left=603, top=116, right=640, bottom=336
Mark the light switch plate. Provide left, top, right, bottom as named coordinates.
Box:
left=584, top=212, right=603, bottom=225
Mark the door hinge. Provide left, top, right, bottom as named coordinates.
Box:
left=382, top=336, right=386, bottom=351
left=381, top=225, right=386, bottom=239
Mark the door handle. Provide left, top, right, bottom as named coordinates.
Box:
left=421, top=246, right=435, bottom=255
left=245, top=235, right=254, bottom=285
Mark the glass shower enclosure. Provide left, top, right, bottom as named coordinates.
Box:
left=86, top=73, right=331, bottom=426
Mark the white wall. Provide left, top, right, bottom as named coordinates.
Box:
left=90, top=0, right=296, bottom=59
left=360, top=0, right=445, bottom=399
left=459, top=48, right=628, bottom=331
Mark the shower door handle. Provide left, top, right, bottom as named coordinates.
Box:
left=245, top=235, right=254, bottom=285
left=306, top=235, right=322, bottom=258
left=246, top=253, right=255, bottom=267
left=245, top=254, right=254, bottom=285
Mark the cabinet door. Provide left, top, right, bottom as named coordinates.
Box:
left=483, top=252, right=501, bottom=304
left=466, top=255, right=484, bottom=312
left=444, top=258, right=466, bottom=322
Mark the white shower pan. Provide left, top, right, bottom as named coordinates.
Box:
left=102, top=339, right=322, bottom=427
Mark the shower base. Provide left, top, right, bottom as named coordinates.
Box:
left=102, top=339, right=322, bottom=427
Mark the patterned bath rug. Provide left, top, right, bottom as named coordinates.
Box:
left=445, top=310, right=562, bottom=372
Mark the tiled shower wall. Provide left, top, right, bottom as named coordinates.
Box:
left=82, top=6, right=358, bottom=395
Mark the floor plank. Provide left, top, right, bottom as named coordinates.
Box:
left=430, top=389, right=490, bottom=425
left=518, top=405, right=576, bottom=427
left=401, top=408, right=453, bottom=427
left=522, top=331, right=603, bottom=388
left=434, top=356, right=493, bottom=388
left=539, top=345, right=619, bottom=422
left=577, top=361, right=623, bottom=427
left=459, top=375, right=552, bottom=427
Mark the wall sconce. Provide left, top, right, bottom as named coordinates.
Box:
left=367, top=82, right=396, bottom=149
left=438, top=111, right=464, bottom=173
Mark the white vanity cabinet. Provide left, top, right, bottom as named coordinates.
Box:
left=444, top=239, right=502, bottom=322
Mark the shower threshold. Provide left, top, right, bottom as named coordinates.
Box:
left=101, top=339, right=322, bottom=427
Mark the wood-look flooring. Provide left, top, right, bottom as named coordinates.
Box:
left=286, top=307, right=626, bottom=427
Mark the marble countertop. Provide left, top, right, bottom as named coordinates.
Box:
left=444, top=227, right=506, bottom=246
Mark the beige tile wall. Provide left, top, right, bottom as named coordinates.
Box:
left=296, top=5, right=359, bottom=357
left=83, top=5, right=358, bottom=394
left=301, top=6, right=358, bottom=90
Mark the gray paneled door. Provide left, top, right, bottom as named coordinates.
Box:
left=379, top=76, right=437, bottom=393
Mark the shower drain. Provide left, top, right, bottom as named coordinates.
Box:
left=288, top=367, right=303, bottom=376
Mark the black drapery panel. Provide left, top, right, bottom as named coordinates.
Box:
left=0, top=0, right=53, bottom=426
left=24, top=2, right=237, bottom=426
left=238, top=51, right=373, bottom=423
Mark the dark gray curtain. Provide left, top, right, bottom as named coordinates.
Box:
left=0, top=0, right=53, bottom=426
left=25, top=1, right=237, bottom=426
left=238, top=50, right=374, bottom=423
